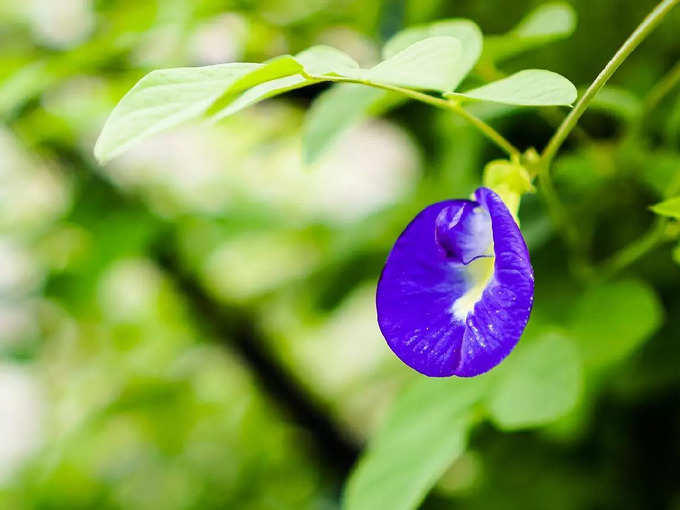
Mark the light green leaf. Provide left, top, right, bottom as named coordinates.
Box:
left=352, top=36, right=463, bottom=91
left=486, top=333, right=582, bottom=430
left=650, top=196, right=680, bottom=219
left=295, top=45, right=360, bottom=76
left=205, top=55, right=305, bottom=116
left=222, top=56, right=303, bottom=94
left=94, top=63, right=259, bottom=163
left=302, top=84, right=403, bottom=164
left=382, top=19, right=482, bottom=91
left=212, top=75, right=311, bottom=122
left=343, top=376, right=490, bottom=510
left=513, top=2, right=576, bottom=38
left=95, top=45, right=360, bottom=163
left=448, top=69, right=577, bottom=106
left=483, top=2, right=577, bottom=63
left=569, top=279, right=664, bottom=368
left=208, top=46, right=359, bottom=120
left=302, top=21, right=480, bottom=164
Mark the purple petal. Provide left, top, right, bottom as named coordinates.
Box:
left=376, top=187, right=534, bottom=377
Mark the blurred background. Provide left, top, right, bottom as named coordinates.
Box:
left=0, top=0, right=679, bottom=508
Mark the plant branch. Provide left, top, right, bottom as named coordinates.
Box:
left=319, top=75, right=521, bottom=159
left=541, top=0, right=680, bottom=167
left=598, top=218, right=671, bottom=280
left=643, top=59, right=680, bottom=112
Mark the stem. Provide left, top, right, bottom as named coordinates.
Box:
left=598, top=218, right=670, bottom=280
left=598, top=176, right=680, bottom=280
left=541, top=0, right=680, bottom=167
left=320, top=75, right=521, bottom=159
left=643, top=59, right=680, bottom=112
left=448, top=100, right=521, bottom=158
left=532, top=0, right=678, bottom=276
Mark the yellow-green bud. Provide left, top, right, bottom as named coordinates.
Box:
left=482, top=159, right=535, bottom=223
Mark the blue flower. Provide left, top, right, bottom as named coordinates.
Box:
left=376, top=187, right=534, bottom=377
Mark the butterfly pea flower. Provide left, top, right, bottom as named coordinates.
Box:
left=376, top=187, right=534, bottom=377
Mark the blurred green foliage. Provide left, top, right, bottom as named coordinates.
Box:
left=0, top=0, right=679, bottom=509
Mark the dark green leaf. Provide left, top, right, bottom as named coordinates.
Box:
left=486, top=333, right=582, bottom=430
left=569, top=279, right=663, bottom=368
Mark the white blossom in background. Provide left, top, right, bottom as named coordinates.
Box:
left=297, top=285, right=388, bottom=394
left=0, top=128, right=65, bottom=353
left=0, top=302, right=38, bottom=348
left=108, top=107, right=419, bottom=224
left=98, top=258, right=164, bottom=323
left=0, top=166, right=70, bottom=232
left=0, top=128, right=70, bottom=233
left=316, top=27, right=379, bottom=67
left=202, top=232, right=320, bottom=302
left=25, top=0, right=94, bottom=48
left=189, top=14, right=248, bottom=65
left=270, top=283, right=401, bottom=439
left=0, top=239, right=43, bottom=299
left=42, top=76, right=109, bottom=132
left=0, top=238, right=43, bottom=350
left=0, top=364, right=44, bottom=483
left=307, top=120, right=420, bottom=223
left=228, top=114, right=420, bottom=224
left=130, top=25, right=185, bottom=68
left=111, top=126, right=231, bottom=216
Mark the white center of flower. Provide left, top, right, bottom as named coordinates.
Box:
left=450, top=253, right=495, bottom=321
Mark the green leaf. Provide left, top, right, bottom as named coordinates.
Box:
left=195, top=46, right=361, bottom=122
left=486, top=333, right=582, bottom=430
left=204, top=55, right=306, bottom=117
left=343, top=376, right=490, bottom=510
left=94, top=63, right=259, bottom=163
left=302, top=84, right=391, bottom=164
left=650, top=196, right=680, bottom=219
left=513, top=2, right=576, bottom=39
left=222, top=56, right=304, bottom=93
left=448, top=69, right=577, bottom=106
left=482, top=2, right=577, bottom=63
left=302, top=21, right=481, bottom=164
left=212, top=75, right=311, bottom=122
left=638, top=152, right=680, bottom=199
left=569, top=279, right=664, bottom=368
left=295, top=45, right=360, bottom=76
left=672, top=242, right=680, bottom=265
left=351, top=36, right=463, bottom=91
left=382, top=19, right=482, bottom=91
left=95, top=46, right=360, bottom=163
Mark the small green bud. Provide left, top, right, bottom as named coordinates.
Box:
left=482, top=159, right=535, bottom=222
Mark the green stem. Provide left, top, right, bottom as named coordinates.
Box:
left=643, top=59, right=680, bottom=112
left=320, top=75, right=521, bottom=159
left=598, top=218, right=670, bottom=280
left=598, top=176, right=680, bottom=280
left=532, top=0, right=678, bottom=277
left=541, top=0, right=680, bottom=167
